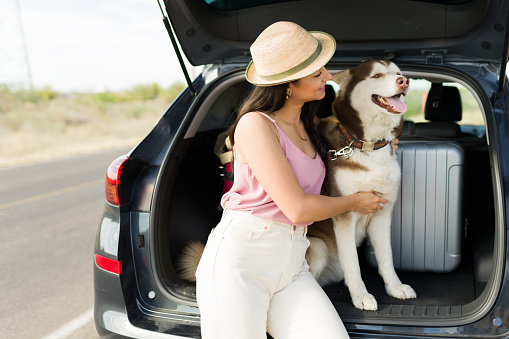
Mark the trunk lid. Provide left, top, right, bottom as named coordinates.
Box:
left=163, top=0, right=508, bottom=66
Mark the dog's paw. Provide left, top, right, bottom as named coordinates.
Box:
left=352, top=293, right=378, bottom=311
left=386, top=283, right=417, bottom=300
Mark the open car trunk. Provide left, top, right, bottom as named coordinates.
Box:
left=152, top=65, right=498, bottom=327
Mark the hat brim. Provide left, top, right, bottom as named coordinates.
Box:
left=245, top=31, right=336, bottom=87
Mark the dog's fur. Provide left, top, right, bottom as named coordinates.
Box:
left=306, top=60, right=415, bottom=310
left=176, top=60, right=416, bottom=311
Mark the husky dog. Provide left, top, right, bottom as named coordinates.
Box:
left=306, top=60, right=416, bottom=311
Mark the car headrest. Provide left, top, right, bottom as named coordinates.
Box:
left=424, top=84, right=462, bottom=122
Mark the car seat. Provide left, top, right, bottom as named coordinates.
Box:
left=411, top=83, right=462, bottom=137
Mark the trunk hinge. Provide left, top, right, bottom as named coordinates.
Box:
left=156, top=0, right=197, bottom=97
left=424, top=50, right=446, bottom=65
left=493, top=11, right=509, bottom=103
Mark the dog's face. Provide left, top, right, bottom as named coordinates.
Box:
left=333, top=60, right=409, bottom=117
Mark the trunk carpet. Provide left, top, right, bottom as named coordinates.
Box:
left=323, top=247, right=475, bottom=307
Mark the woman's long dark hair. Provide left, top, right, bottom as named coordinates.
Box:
left=227, top=81, right=328, bottom=164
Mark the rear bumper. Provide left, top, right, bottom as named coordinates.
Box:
left=94, top=264, right=193, bottom=339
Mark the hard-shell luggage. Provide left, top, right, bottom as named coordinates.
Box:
left=366, top=141, right=465, bottom=273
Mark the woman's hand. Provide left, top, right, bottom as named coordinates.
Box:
left=392, top=138, right=399, bottom=151
left=352, top=191, right=388, bottom=214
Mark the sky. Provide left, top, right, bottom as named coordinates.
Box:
left=1, top=0, right=196, bottom=92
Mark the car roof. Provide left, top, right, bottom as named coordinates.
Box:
left=163, top=0, right=508, bottom=66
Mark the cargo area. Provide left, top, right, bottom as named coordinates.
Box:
left=153, top=71, right=497, bottom=324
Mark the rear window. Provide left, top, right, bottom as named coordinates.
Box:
left=404, top=79, right=484, bottom=127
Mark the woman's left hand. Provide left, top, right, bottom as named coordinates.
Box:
left=392, top=138, right=399, bottom=151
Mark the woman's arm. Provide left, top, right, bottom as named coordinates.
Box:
left=234, top=112, right=386, bottom=224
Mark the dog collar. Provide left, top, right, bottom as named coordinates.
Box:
left=327, top=122, right=391, bottom=160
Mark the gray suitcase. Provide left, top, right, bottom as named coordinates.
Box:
left=366, top=141, right=464, bottom=272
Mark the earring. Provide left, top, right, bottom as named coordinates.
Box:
left=286, top=92, right=291, bottom=100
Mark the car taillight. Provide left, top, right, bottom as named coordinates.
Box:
left=105, top=155, right=128, bottom=206
left=94, top=253, right=122, bottom=274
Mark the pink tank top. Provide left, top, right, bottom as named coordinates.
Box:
left=220, top=113, right=326, bottom=227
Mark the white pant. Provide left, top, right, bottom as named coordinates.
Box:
left=195, top=210, right=349, bottom=339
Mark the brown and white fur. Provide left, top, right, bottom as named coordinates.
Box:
left=306, top=60, right=416, bottom=310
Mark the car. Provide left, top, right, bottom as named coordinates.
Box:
left=93, top=0, right=509, bottom=337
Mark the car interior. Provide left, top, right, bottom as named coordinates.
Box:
left=153, top=67, right=496, bottom=324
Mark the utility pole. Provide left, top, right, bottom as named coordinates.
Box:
left=0, top=0, right=33, bottom=90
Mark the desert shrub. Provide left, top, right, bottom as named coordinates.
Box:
left=36, top=86, right=58, bottom=101
left=159, top=82, right=185, bottom=102
left=127, top=83, right=160, bottom=101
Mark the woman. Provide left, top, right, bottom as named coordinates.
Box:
left=195, top=21, right=387, bottom=339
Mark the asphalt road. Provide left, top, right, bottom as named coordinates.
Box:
left=0, top=146, right=133, bottom=339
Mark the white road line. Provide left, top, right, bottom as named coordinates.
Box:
left=41, top=308, right=94, bottom=339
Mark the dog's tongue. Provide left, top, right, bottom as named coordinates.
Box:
left=385, top=95, right=407, bottom=113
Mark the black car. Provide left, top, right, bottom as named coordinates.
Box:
left=94, top=0, right=509, bottom=337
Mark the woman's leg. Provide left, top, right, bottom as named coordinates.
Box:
left=196, top=211, right=285, bottom=339
left=267, top=270, right=349, bottom=339
left=264, top=222, right=349, bottom=339
left=198, top=267, right=270, bottom=339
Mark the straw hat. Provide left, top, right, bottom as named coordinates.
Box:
left=245, top=21, right=336, bottom=86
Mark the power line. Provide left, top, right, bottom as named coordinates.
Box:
left=0, top=0, right=33, bottom=90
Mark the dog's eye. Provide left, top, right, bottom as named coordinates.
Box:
left=372, top=73, right=383, bottom=78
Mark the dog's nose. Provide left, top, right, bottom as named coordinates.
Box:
left=397, top=77, right=410, bottom=91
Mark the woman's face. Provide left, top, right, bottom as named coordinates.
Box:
left=289, top=67, right=332, bottom=103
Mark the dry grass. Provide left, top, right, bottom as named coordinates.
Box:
left=0, top=84, right=183, bottom=167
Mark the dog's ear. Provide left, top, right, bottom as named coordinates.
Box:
left=331, top=70, right=350, bottom=86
